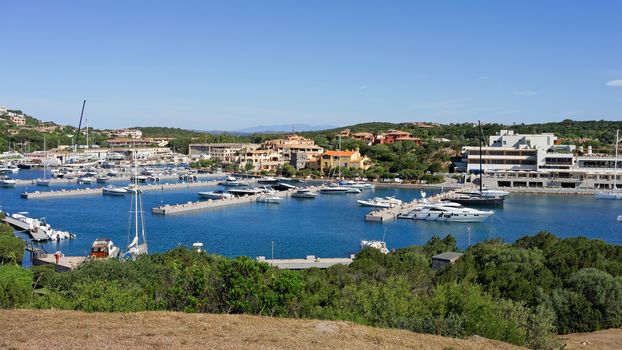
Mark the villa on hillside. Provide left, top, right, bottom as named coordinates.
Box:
left=316, top=149, right=371, bottom=172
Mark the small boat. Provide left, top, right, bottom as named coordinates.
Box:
left=291, top=188, right=318, bottom=198
left=357, top=196, right=403, bottom=208
left=398, top=201, right=494, bottom=223
left=36, top=179, right=51, bottom=186
left=617, top=215, right=622, bottom=223
left=107, top=170, right=120, bottom=177
left=102, top=185, right=128, bottom=196
left=130, top=175, right=149, bottom=182
left=360, top=240, right=389, bottom=254
left=256, top=195, right=283, bottom=204
left=272, top=182, right=296, bottom=191
left=96, top=176, right=110, bottom=183
left=219, top=176, right=242, bottom=186
left=78, top=176, right=95, bottom=184
left=0, top=176, right=16, bottom=188
left=319, top=183, right=349, bottom=194
left=345, top=188, right=362, bottom=194
left=258, top=176, right=279, bottom=184
left=228, top=188, right=266, bottom=196
left=198, top=190, right=234, bottom=200
left=89, top=238, right=120, bottom=259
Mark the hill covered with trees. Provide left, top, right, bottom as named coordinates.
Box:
left=3, top=231, right=622, bottom=349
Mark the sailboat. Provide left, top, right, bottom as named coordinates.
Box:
left=595, top=130, right=621, bottom=200
left=320, top=135, right=349, bottom=194
left=449, top=120, right=504, bottom=206
left=124, top=147, right=148, bottom=259
left=36, top=136, right=51, bottom=186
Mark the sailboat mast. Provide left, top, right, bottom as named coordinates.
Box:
left=74, top=100, right=86, bottom=152
left=134, top=147, right=139, bottom=242
left=478, top=120, right=483, bottom=193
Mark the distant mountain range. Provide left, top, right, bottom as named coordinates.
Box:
left=233, top=124, right=338, bottom=134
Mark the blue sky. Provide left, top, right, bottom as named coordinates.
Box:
left=1, top=0, right=621, bottom=129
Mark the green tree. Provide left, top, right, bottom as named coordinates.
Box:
left=0, top=265, right=33, bottom=308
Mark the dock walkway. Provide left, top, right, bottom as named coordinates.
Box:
left=152, top=187, right=305, bottom=215
left=364, top=186, right=472, bottom=222
left=2, top=216, right=49, bottom=241
left=20, top=179, right=249, bottom=199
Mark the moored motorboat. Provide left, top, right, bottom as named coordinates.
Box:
left=256, top=195, right=283, bottom=204
left=78, top=176, right=95, bottom=184
left=319, top=183, right=348, bottom=194
left=0, top=176, right=16, bottom=188
left=357, top=196, right=403, bottom=208
left=102, top=185, right=129, bottom=196
left=345, top=187, right=362, bottom=194
left=89, top=238, right=120, bottom=259
left=219, top=176, right=242, bottom=186
left=198, top=190, right=234, bottom=200
left=291, top=188, right=318, bottom=198
left=258, top=176, right=278, bottom=184
left=272, top=182, right=296, bottom=191
left=96, top=176, right=110, bottom=183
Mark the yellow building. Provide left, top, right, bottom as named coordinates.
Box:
left=318, top=149, right=371, bottom=172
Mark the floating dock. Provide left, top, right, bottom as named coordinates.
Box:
left=2, top=216, right=50, bottom=241
left=152, top=187, right=303, bottom=215
left=20, top=179, right=251, bottom=199
left=256, top=255, right=354, bottom=269
left=364, top=187, right=472, bottom=222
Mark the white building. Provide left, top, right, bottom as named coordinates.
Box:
left=188, top=143, right=261, bottom=163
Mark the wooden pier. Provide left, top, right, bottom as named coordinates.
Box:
left=256, top=255, right=354, bottom=269
left=364, top=186, right=472, bottom=222
left=152, top=187, right=303, bottom=215
left=20, top=179, right=252, bottom=199
left=2, top=216, right=50, bottom=241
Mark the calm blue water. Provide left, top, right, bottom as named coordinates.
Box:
left=1, top=170, right=621, bottom=261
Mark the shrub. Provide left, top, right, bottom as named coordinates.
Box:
left=0, top=265, right=33, bottom=308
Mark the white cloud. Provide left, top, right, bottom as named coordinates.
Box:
left=514, top=90, right=538, bottom=96
left=605, top=79, right=622, bottom=87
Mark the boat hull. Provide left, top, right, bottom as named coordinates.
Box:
left=449, top=197, right=504, bottom=206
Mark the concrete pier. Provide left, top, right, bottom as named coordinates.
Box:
left=31, top=252, right=86, bottom=272
left=364, top=186, right=472, bottom=222
left=20, top=179, right=253, bottom=199
left=152, top=187, right=301, bottom=215
left=13, top=172, right=223, bottom=187
left=256, top=255, right=354, bottom=269
left=2, top=216, right=50, bottom=241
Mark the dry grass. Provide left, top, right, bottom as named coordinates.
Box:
left=561, top=328, right=622, bottom=350
left=0, top=309, right=525, bottom=350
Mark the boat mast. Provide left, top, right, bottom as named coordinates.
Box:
left=478, top=120, right=483, bottom=194
left=74, top=100, right=86, bottom=152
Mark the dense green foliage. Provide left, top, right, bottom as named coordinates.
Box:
left=0, top=223, right=25, bottom=265
left=0, top=265, right=33, bottom=308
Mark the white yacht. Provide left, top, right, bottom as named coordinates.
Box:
left=102, top=185, right=129, bottom=196
left=398, top=202, right=494, bottom=223
left=319, top=183, right=349, bottom=194
left=0, top=176, right=16, bottom=188
left=595, top=130, right=621, bottom=200
left=357, top=196, right=403, bottom=208
left=256, top=195, right=283, bottom=204
left=219, top=176, right=242, bottom=186
left=257, top=176, right=278, bottom=184
left=342, top=180, right=375, bottom=190
left=291, top=188, right=318, bottom=198
left=78, top=176, right=95, bottom=184
left=198, top=190, right=234, bottom=200
left=345, top=187, right=362, bottom=194
left=228, top=187, right=267, bottom=196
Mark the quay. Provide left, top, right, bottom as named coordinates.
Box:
left=364, top=187, right=471, bottom=222
left=2, top=216, right=49, bottom=241
left=151, top=187, right=306, bottom=215
left=20, top=179, right=255, bottom=199
left=256, top=255, right=354, bottom=269
left=30, top=248, right=86, bottom=272
left=12, top=172, right=223, bottom=187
